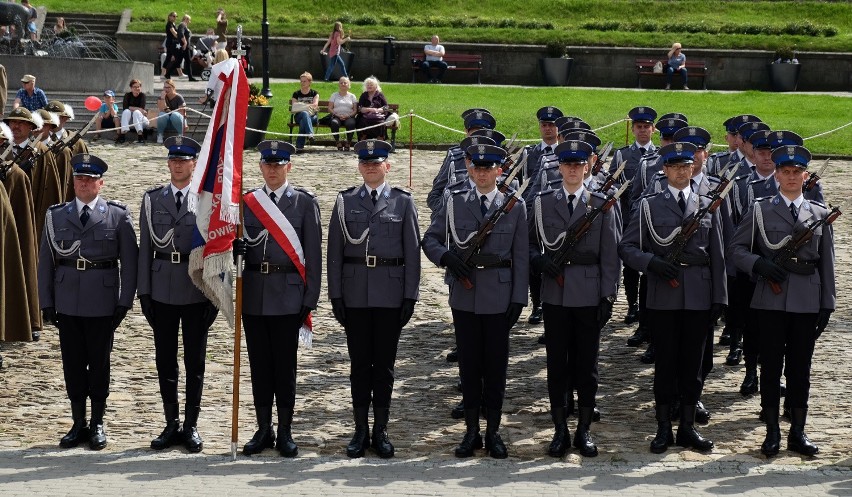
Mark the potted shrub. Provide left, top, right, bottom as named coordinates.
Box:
left=540, top=42, right=573, bottom=86
left=244, top=83, right=273, bottom=149
left=769, top=47, right=801, bottom=92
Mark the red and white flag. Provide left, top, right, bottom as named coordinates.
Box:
left=187, top=58, right=249, bottom=326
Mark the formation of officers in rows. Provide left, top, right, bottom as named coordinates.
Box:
left=1, top=100, right=835, bottom=461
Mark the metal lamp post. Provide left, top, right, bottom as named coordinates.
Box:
left=261, top=0, right=272, bottom=98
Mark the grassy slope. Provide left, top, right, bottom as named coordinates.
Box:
left=42, top=0, right=852, bottom=51
left=263, top=82, right=852, bottom=155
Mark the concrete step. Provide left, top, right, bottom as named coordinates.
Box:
left=44, top=13, right=121, bottom=38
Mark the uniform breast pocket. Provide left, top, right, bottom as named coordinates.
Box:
left=490, top=223, right=515, bottom=249
left=453, top=219, right=479, bottom=244
left=380, top=214, right=402, bottom=236
left=543, top=219, right=565, bottom=241
left=54, top=228, right=74, bottom=248
left=94, top=229, right=117, bottom=255
left=346, top=212, right=370, bottom=237
left=153, top=213, right=172, bottom=227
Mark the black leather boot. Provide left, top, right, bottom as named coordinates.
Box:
left=740, top=368, right=759, bottom=396
left=446, top=347, right=459, bottom=363
left=484, top=409, right=507, bottom=459
left=650, top=404, right=673, bottom=454
left=451, top=399, right=465, bottom=419
left=573, top=407, right=598, bottom=457
left=60, top=401, right=89, bottom=448
left=276, top=407, right=298, bottom=457
left=371, top=407, right=394, bottom=458
left=760, top=407, right=781, bottom=457
left=640, top=343, right=656, bottom=364
left=151, top=403, right=182, bottom=450
left=676, top=404, right=714, bottom=452
left=718, top=327, right=732, bottom=346
left=725, top=329, right=743, bottom=365
left=243, top=406, right=275, bottom=455
left=528, top=304, right=543, bottom=325
left=89, top=401, right=107, bottom=450
left=346, top=407, right=370, bottom=458
left=183, top=405, right=203, bottom=453
left=788, top=407, right=819, bottom=456
left=547, top=407, right=569, bottom=457
left=455, top=408, right=482, bottom=457
left=626, top=325, right=649, bottom=347
left=695, top=400, right=711, bottom=425
left=624, top=302, right=639, bottom=324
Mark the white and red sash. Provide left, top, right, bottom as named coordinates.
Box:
left=243, top=189, right=313, bottom=346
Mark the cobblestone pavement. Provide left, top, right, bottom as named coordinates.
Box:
left=1, top=143, right=850, bottom=496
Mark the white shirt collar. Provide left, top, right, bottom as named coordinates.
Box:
left=75, top=196, right=99, bottom=213
left=783, top=194, right=805, bottom=209
left=562, top=185, right=585, bottom=203
left=265, top=181, right=289, bottom=202
left=476, top=186, right=498, bottom=206
left=171, top=183, right=190, bottom=198
left=667, top=184, right=691, bottom=200
left=635, top=141, right=654, bottom=151
left=366, top=182, right=386, bottom=199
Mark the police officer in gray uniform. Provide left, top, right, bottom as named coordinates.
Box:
left=619, top=142, right=726, bottom=454
left=327, top=139, right=421, bottom=459
left=423, top=144, right=529, bottom=459
left=705, top=116, right=745, bottom=178
left=138, top=136, right=217, bottom=453
left=728, top=145, right=834, bottom=457
left=38, top=154, right=138, bottom=451
left=233, top=140, right=322, bottom=458
left=530, top=140, right=621, bottom=458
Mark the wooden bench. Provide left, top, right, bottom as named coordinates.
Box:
left=635, top=58, right=708, bottom=90
left=411, top=53, right=483, bottom=84
left=287, top=101, right=400, bottom=150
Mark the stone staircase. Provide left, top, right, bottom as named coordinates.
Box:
left=43, top=12, right=121, bottom=39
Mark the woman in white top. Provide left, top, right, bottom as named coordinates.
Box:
left=327, top=76, right=359, bottom=151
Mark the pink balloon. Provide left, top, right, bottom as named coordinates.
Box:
left=84, top=96, right=102, bottom=112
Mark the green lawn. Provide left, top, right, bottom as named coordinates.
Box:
left=42, top=1, right=852, bottom=52
left=262, top=82, right=852, bottom=155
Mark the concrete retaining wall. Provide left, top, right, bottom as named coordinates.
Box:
left=1, top=56, right=153, bottom=94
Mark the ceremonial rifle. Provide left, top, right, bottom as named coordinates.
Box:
left=803, top=159, right=829, bottom=193
left=663, top=179, right=735, bottom=288
left=590, top=142, right=614, bottom=177
left=593, top=160, right=626, bottom=194
left=497, top=153, right=527, bottom=193
left=550, top=180, right=630, bottom=287
left=456, top=179, right=530, bottom=289
left=766, top=203, right=842, bottom=295
left=47, top=112, right=100, bottom=156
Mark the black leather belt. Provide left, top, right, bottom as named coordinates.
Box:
left=343, top=256, right=405, bottom=267
left=555, top=252, right=598, bottom=266
left=245, top=262, right=297, bottom=274
left=58, top=259, right=118, bottom=270
left=154, top=251, right=191, bottom=263
left=778, top=258, right=817, bottom=275
left=673, top=254, right=710, bottom=267
left=468, top=254, right=512, bottom=269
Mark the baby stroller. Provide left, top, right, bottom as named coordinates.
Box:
left=191, top=36, right=217, bottom=81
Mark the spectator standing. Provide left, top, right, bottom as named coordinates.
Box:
left=666, top=42, right=689, bottom=90
left=119, top=80, right=149, bottom=144
left=215, top=8, right=227, bottom=50
left=421, top=35, right=448, bottom=83
left=356, top=76, right=388, bottom=140
left=178, top=14, right=197, bottom=81
left=328, top=76, right=358, bottom=151
left=155, top=79, right=186, bottom=143
left=320, top=22, right=351, bottom=82
left=14, top=74, right=48, bottom=111
left=162, top=12, right=183, bottom=80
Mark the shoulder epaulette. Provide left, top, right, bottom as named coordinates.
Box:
left=734, top=173, right=751, bottom=182
left=340, top=185, right=357, bottom=193
left=391, top=186, right=411, bottom=196
left=653, top=170, right=666, bottom=177
left=451, top=188, right=469, bottom=196
left=48, top=202, right=68, bottom=210
left=706, top=175, right=722, bottom=185
left=808, top=199, right=828, bottom=209
left=245, top=187, right=261, bottom=195
left=747, top=178, right=767, bottom=186
left=294, top=186, right=316, bottom=197
left=107, top=200, right=128, bottom=209
left=146, top=185, right=165, bottom=194
left=640, top=191, right=660, bottom=200
left=755, top=196, right=772, bottom=203
left=537, top=189, right=555, bottom=197
left=710, top=150, right=731, bottom=158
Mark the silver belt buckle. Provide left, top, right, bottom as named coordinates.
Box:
left=260, top=261, right=270, bottom=274
left=366, top=255, right=377, bottom=268
left=76, top=258, right=87, bottom=271
left=171, top=252, right=182, bottom=264
left=790, top=257, right=798, bottom=263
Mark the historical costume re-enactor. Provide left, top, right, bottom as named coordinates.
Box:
left=728, top=145, right=835, bottom=457
left=422, top=144, right=529, bottom=459
left=138, top=137, right=218, bottom=453
left=233, top=140, right=322, bottom=458
left=530, top=140, right=621, bottom=458
left=37, top=154, right=138, bottom=451
left=44, top=100, right=88, bottom=203
left=0, top=184, right=31, bottom=354
left=618, top=142, right=726, bottom=455
left=327, top=139, right=421, bottom=459
left=37, top=108, right=73, bottom=201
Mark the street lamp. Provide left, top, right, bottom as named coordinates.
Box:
left=261, top=0, right=272, bottom=98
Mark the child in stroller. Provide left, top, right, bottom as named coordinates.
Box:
left=191, top=29, right=218, bottom=81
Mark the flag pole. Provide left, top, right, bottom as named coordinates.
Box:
left=231, top=200, right=244, bottom=461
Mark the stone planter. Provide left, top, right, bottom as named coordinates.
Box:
left=244, top=105, right=273, bottom=149
left=540, top=57, right=573, bottom=86
left=769, top=62, right=801, bottom=92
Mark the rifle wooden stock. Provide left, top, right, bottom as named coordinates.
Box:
left=458, top=193, right=523, bottom=289
left=767, top=205, right=842, bottom=294
left=553, top=193, right=621, bottom=287
left=666, top=194, right=727, bottom=289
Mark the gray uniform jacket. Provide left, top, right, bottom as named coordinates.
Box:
left=529, top=188, right=621, bottom=307
left=427, top=146, right=465, bottom=213
left=609, top=143, right=655, bottom=182
left=520, top=142, right=555, bottom=197
left=38, top=198, right=138, bottom=317
left=422, top=188, right=529, bottom=314
left=327, top=184, right=421, bottom=308
left=618, top=189, right=727, bottom=310
left=137, top=185, right=207, bottom=305
left=241, top=185, right=322, bottom=316
left=628, top=152, right=663, bottom=207
left=727, top=195, right=835, bottom=313
left=706, top=149, right=741, bottom=177
left=732, top=172, right=824, bottom=223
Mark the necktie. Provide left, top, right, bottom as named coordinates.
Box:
left=269, top=191, right=277, bottom=204
left=639, top=147, right=646, bottom=156
left=175, top=191, right=183, bottom=211
left=480, top=195, right=488, bottom=216
left=544, top=145, right=552, bottom=155
left=370, top=190, right=378, bottom=206
left=567, top=194, right=575, bottom=216
left=677, top=192, right=686, bottom=213
left=80, top=205, right=90, bottom=226
left=790, top=202, right=798, bottom=222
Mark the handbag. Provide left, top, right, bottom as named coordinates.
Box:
left=318, top=114, right=333, bottom=125
left=290, top=102, right=317, bottom=116
left=652, top=61, right=663, bottom=74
